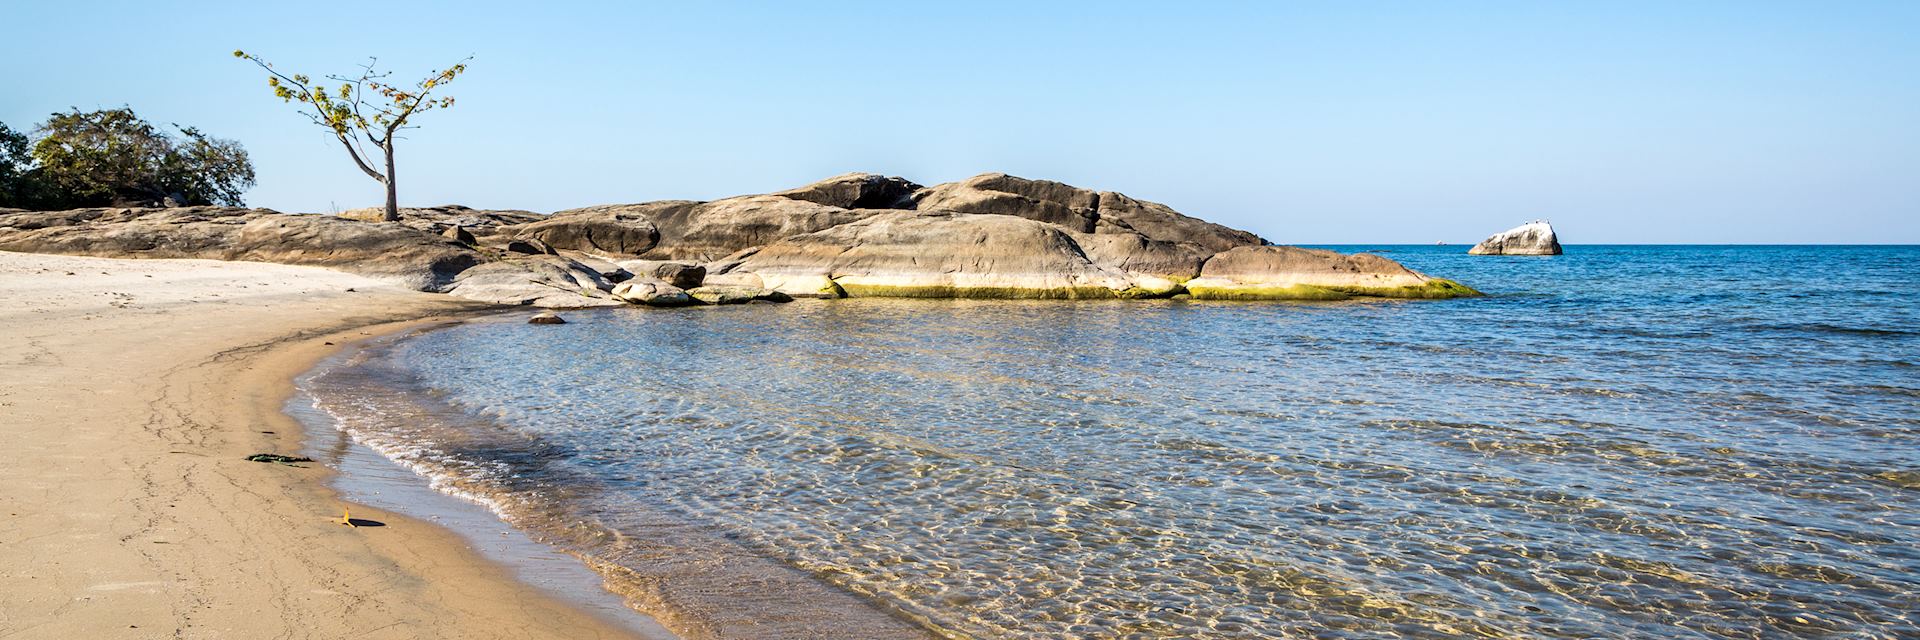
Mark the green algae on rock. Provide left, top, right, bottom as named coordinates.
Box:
left=1184, top=246, right=1482, bottom=301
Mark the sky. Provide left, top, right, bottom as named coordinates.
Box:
left=3, top=1, right=1916, bottom=243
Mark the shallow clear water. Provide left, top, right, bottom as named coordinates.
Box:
left=307, top=246, right=1920, bottom=639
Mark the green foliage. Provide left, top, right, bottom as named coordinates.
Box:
left=0, top=108, right=254, bottom=210
left=0, top=122, right=30, bottom=207
left=235, top=50, right=470, bottom=221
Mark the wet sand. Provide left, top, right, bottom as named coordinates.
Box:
left=0, top=251, right=662, bottom=639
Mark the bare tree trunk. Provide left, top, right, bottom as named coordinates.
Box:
left=381, top=145, right=399, bottom=222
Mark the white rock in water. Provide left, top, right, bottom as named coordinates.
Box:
left=1469, top=221, right=1562, bottom=256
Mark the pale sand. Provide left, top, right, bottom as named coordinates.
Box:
left=0, top=251, right=659, bottom=639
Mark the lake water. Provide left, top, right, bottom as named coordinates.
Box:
left=301, top=246, right=1919, bottom=639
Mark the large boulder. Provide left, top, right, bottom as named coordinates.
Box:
left=731, top=211, right=1169, bottom=299
left=685, top=285, right=791, bottom=305
left=0, top=207, right=484, bottom=291
left=614, top=259, right=705, bottom=289
left=910, top=173, right=1268, bottom=254
left=1186, top=246, right=1480, bottom=300
left=444, top=254, right=624, bottom=308
left=337, top=205, right=543, bottom=236
left=1469, top=221, right=1562, bottom=256
left=1068, top=230, right=1211, bottom=284
left=610, top=277, right=695, bottom=307
left=770, top=172, right=921, bottom=209
left=912, top=173, right=1102, bottom=233
left=506, top=209, right=660, bottom=258
left=551, top=197, right=876, bottom=262
left=1091, top=191, right=1266, bottom=253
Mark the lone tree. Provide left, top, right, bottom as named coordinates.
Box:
left=4, top=108, right=254, bottom=209
left=235, top=51, right=468, bottom=222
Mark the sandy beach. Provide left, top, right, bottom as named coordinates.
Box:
left=0, top=251, right=654, bottom=639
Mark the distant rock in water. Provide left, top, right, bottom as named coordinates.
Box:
left=0, top=172, right=1483, bottom=304
left=1470, top=221, right=1562, bottom=256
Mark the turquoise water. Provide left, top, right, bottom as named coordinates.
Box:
left=306, top=246, right=1919, bottom=639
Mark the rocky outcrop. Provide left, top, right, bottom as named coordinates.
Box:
left=1469, top=221, right=1561, bottom=256
left=729, top=212, right=1167, bottom=299
left=910, top=173, right=1266, bottom=251
left=551, top=197, right=875, bottom=263
left=338, top=205, right=542, bottom=235
left=1068, top=230, right=1210, bottom=284
left=0, top=171, right=1482, bottom=306
left=771, top=173, right=922, bottom=209
left=1091, top=191, right=1265, bottom=254
left=0, top=207, right=483, bottom=291
left=444, top=254, right=624, bottom=308
left=1186, top=246, right=1479, bottom=300
left=504, top=209, right=659, bottom=258
left=912, top=173, right=1102, bottom=233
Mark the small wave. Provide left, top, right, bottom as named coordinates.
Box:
left=1752, top=323, right=1917, bottom=338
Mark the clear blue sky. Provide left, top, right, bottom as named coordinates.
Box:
left=4, top=1, right=1916, bottom=243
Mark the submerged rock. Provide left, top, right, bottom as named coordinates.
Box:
left=1186, top=246, right=1480, bottom=300
left=1469, top=221, right=1562, bottom=256
left=527, top=311, right=566, bottom=324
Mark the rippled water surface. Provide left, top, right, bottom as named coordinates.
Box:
left=308, top=246, right=1919, bottom=639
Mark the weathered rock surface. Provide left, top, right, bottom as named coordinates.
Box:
left=1090, top=190, right=1266, bottom=254
left=771, top=172, right=922, bottom=209
left=445, top=254, right=624, bottom=308
left=502, top=237, right=558, bottom=255
left=442, top=224, right=477, bottom=245
left=913, top=173, right=1102, bottom=233
left=611, top=277, right=695, bottom=307
left=0, top=207, right=483, bottom=291
left=338, top=205, right=542, bottom=235
left=910, top=173, right=1267, bottom=252
left=685, top=285, right=791, bottom=305
left=1068, top=230, right=1210, bottom=285
left=505, top=209, right=659, bottom=258
left=551, top=197, right=874, bottom=263
left=733, top=212, right=1161, bottom=299
left=1186, top=246, right=1479, bottom=300
left=1469, top=221, right=1561, bottom=256
left=614, top=260, right=706, bottom=289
